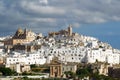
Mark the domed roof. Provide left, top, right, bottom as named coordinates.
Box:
left=17, top=28, right=23, bottom=33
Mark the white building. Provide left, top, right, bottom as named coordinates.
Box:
left=3, top=26, right=120, bottom=66
left=6, top=52, right=46, bottom=66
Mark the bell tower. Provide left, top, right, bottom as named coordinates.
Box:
left=68, top=24, right=72, bottom=36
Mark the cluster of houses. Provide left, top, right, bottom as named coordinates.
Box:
left=0, top=25, right=120, bottom=78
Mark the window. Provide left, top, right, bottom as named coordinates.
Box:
left=75, top=51, right=77, bottom=53
left=72, top=51, right=74, bottom=53
left=75, top=54, right=77, bottom=56
left=69, top=50, right=71, bottom=53
left=67, top=68, right=68, bottom=70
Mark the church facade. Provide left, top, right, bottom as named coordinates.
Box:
left=4, top=28, right=36, bottom=52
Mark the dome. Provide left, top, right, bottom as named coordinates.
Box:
left=17, top=28, right=23, bottom=33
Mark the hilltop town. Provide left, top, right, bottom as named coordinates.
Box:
left=0, top=25, right=120, bottom=79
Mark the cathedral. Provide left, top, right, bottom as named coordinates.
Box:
left=4, top=28, right=36, bottom=52
left=48, top=25, right=73, bottom=37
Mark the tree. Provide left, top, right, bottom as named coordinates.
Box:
left=30, top=64, right=37, bottom=68
left=76, top=68, right=90, bottom=76
left=64, top=71, right=75, bottom=78
left=0, top=67, right=15, bottom=76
